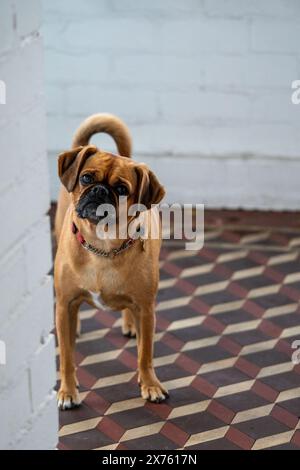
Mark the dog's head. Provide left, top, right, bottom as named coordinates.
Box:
left=58, top=145, right=165, bottom=226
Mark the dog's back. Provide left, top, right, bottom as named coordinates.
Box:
left=55, top=113, right=132, bottom=241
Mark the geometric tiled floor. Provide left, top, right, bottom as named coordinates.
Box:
left=56, top=210, right=300, bottom=450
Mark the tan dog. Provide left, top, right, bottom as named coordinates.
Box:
left=54, top=113, right=168, bottom=409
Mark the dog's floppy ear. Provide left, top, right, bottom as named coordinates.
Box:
left=134, top=163, right=165, bottom=209
left=58, top=145, right=98, bottom=192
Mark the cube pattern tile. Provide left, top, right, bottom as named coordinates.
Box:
left=55, top=211, right=300, bottom=450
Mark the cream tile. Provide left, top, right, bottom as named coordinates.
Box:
left=59, top=417, right=102, bottom=437
left=157, top=296, right=192, bottom=312
left=92, top=371, right=135, bottom=389
left=120, top=422, right=164, bottom=442
left=232, top=404, right=273, bottom=424
left=185, top=426, right=229, bottom=447
left=252, top=430, right=295, bottom=450
left=214, top=380, right=255, bottom=398
left=167, top=316, right=204, bottom=331
left=168, top=400, right=210, bottom=419
left=80, top=349, right=122, bottom=366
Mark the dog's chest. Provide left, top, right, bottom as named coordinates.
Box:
left=81, top=265, right=133, bottom=310
left=88, top=290, right=111, bottom=311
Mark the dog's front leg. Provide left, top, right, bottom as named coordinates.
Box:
left=136, top=304, right=169, bottom=403
left=56, top=298, right=80, bottom=410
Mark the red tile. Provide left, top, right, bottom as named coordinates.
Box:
left=97, top=416, right=125, bottom=442
left=118, top=350, right=137, bottom=370
left=107, top=333, right=129, bottom=349
left=235, top=357, right=260, bottom=378
left=95, top=310, right=116, bottom=328
left=258, top=319, right=283, bottom=338
left=189, top=297, right=210, bottom=314
left=175, top=278, right=197, bottom=296
left=74, top=350, right=85, bottom=365
left=191, top=376, right=217, bottom=398
left=161, top=332, right=185, bottom=352
left=156, top=315, right=171, bottom=331
left=243, top=300, right=265, bottom=318
left=271, top=405, right=299, bottom=429
left=160, top=261, right=182, bottom=277
left=145, top=401, right=172, bottom=420
left=281, top=285, right=300, bottom=302
left=275, top=338, right=293, bottom=356
left=175, top=353, right=200, bottom=375
left=116, top=443, right=129, bottom=450
left=291, top=430, right=300, bottom=447
left=202, top=315, right=225, bottom=334
left=76, top=367, right=98, bottom=389
left=160, top=422, right=189, bottom=447
left=218, top=336, right=242, bottom=356
left=225, top=427, right=255, bottom=450
left=227, top=281, right=248, bottom=299
left=83, top=391, right=110, bottom=416
left=252, top=380, right=279, bottom=402
left=207, top=400, right=235, bottom=424
left=264, top=266, right=285, bottom=283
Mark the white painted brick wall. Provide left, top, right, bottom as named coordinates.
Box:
left=0, top=0, right=57, bottom=450
left=43, top=0, right=300, bottom=209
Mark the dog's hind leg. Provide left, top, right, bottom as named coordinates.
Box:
left=122, top=308, right=136, bottom=338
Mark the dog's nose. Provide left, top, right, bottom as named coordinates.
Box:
left=91, top=184, right=109, bottom=198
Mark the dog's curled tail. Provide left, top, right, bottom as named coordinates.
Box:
left=72, top=113, right=132, bottom=158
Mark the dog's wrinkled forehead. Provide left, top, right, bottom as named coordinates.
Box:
left=58, top=145, right=165, bottom=208
left=81, top=152, right=135, bottom=185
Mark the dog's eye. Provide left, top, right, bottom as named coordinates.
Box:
left=80, top=173, right=94, bottom=185
left=115, top=185, right=129, bottom=196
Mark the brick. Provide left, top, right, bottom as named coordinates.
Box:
left=204, top=54, right=298, bottom=90
left=111, top=0, right=204, bottom=14
left=45, top=84, right=65, bottom=114
left=66, top=86, right=158, bottom=123
left=63, top=19, right=160, bottom=52
left=14, top=0, right=42, bottom=38
left=204, top=0, right=300, bottom=18
left=161, top=91, right=250, bottom=123
left=24, top=217, right=53, bottom=293
left=0, top=35, right=43, bottom=121
left=0, top=276, right=54, bottom=390
left=0, top=0, right=56, bottom=450
left=0, top=0, right=15, bottom=54
left=42, top=0, right=110, bottom=17
left=0, top=162, right=50, bottom=258
left=29, top=334, right=56, bottom=411
left=13, top=392, right=58, bottom=450
left=0, top=120, right=21, bottom=191
left=114, top=54, right=205, bottom=87
left=250, top=91, right=299, bottom=124
left=251, top=19, right=300, bottom=53
left=161, top=18, right=248, bottom=54
left=0, top=244, right=27, bottom=326
left=19, top=102, right=47, bottom=166
left=44, top=50, right=111, bottom=84
left=0, top=369, right=32, bottom=449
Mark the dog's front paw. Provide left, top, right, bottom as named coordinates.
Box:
left=57, top=387, right=80, bottom=410
left=140, top=381, right=169, bottom=403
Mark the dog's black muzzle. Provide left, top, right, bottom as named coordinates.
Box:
left=76, top=184, right=115, bottom=224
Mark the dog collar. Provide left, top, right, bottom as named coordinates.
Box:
left=71, top=222, right=144, bottom=258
